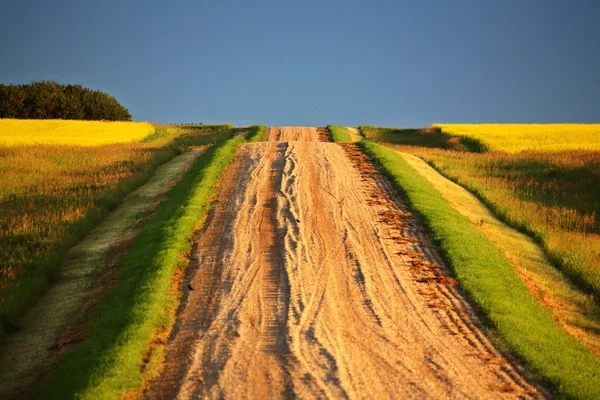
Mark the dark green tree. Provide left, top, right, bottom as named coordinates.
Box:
left=0, top=84, right=27, bottom=118
left=0, top=81, right=132, bottom=121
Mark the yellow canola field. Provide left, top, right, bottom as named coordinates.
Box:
left=434, top=124, right=600, bottom=153
left=0, top=119, right=155, bottom=146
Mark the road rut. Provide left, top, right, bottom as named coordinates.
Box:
left=147, top=127, right=542, bottom=399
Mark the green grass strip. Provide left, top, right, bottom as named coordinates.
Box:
left=246, top=124, right=267, bottom=142
left=361, top=140, right=600, bottom=399
left=327, top=125, right=352, bottom=142
left=33, top=135, right=246, bottom=399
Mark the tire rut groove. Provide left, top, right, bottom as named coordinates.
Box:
left=146, top=128, right=543, bottom=399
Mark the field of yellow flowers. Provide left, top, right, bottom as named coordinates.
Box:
left=0, top=121, right=233, bottom=331
left=0, top=119, right=155, bottom=146
left=434, top=124, right=600, bottom=153
left=360, top=124, right=600, bottom=307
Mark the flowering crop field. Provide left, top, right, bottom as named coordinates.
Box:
left=0, top=123, right=233, bottom=329
left=415, top=148, right=600, bottom=294
left=434, top=124, right=600, bottom=153
left=361, top=125, right=600, bottom=308
left=0, top=119, right=155, bottom=146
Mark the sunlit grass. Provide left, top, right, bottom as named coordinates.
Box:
left=246, top=124, right=267, bottom=142
left=33, top=134, right=246, bottom=399
left=0, top=119, right=155, bottom=146
left=434, top=124, right=600, bottom=153
left=361, top=125, right=600, bottom=299
left=413, top=148, right=600, bottom=297
left=399, top=151, right=600, bottom=356
left=362, top=140, right=600, bottom=398
left=327, top=125, right=352, bottom=142
left=0, top=124, right=233, bottom=333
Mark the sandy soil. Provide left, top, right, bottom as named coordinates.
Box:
left=147, top=127, right=542, bottom=399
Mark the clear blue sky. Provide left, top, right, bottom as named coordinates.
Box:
left=1, top=0, right=599, bottom=126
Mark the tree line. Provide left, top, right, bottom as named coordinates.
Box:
left=0, top=81, right=132, bottom=121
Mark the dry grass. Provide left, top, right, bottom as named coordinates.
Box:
left=399, top=151, right=600, bottom=356
left=360, top=125, right=600, bottom=299
left=0, top=119, right=155, bottom=146
left=434, top=124, right=600, bottom=153
left=32, top=134, right=244, bottom=399
left=0, top=124, right=233, bottom=330
left=362, top=140, right=600, bottom=398
left=0, top=143, right=174, bottom=328
left=398, top=146, right=600, bottom=297
left=0, top=149, right=205, bottom=398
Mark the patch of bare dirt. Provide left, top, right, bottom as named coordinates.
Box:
left=317, top=127, right=332, bottom=142
left=264, top=126, right=322, bottom=142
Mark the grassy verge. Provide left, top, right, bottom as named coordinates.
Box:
left=327, top=125, right=352, bottom=142
left=0, top=124, right=232, bottom=337
left=359, top=125, right=487, bottom=152
left=399, top=151, right=600, bottom=354
left=32, top=133, right=245, bottom=399
left=360, top=126, right=600, bottom=306
left=420, top=149, right=600, bottom=299
left=246, top=124, right=267, bottom=142
left=361, top=140, right=600, bottom=399
left=0, top=149, right=208, bottom=398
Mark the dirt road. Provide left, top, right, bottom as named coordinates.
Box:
left=147, top=127, right=541, bottom=399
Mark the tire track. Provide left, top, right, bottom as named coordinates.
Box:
left=146, top=127, right=544, bottom=399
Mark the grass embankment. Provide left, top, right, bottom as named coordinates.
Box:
left=418, top=149, right=600, bottom=298
left=0, top=124, right=232, bottom=335
left=398, top=152, right=600, bottom=354
left=246, top=124, right=267, bottom=142
left=435, top=124, right=600, bottom=153
left=327, top=125, right=352, bottom=142
left=361, top=140, right=600, bottom=399
left=33, top=132, right=246, bottom=399
left=361, top=126, right=600, bottom=303
left=361, top=124, right=486, bottom=152
left=0, top=149, right=208, bottom=398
